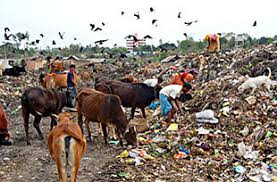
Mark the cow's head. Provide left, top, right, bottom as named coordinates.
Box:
left=0, top=130, right=12, bottom=146
left=124, top=125, right=137, bottom=147
left=154, top=84, right=162, bottom=99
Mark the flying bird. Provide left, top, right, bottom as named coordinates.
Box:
left=90, top=24, right=95, bottom=30
left=30, top=41, right=35, bottom=45
left=35, top=39, right=40, bottom=44
left=178, top=12, right=181, bottom=18
left=252, top=20, right=257, bottom=27
left=4, top=33, right=13, bottom=40
left=58, top=47, right=62, bottom=51
left=40, top=33, right=44, bottom=38
left=102, top=22, right=105, bottom=26
left=183, top=33, right=187, bottom=37
left=94, top=27, right=102, bottom=32
left=125, top=35, right=138, bottom=42
left=184, top=21, right=193, bottom=26
left=74, top=37, right=77, bottom=40
left=4, top=27, right=10, bottom=32
left=95, top=39, right=108, bottom=45
left=21, top=33, right=28, bottom=40
left=144, top=35, right=152, bottom=39
left=114, top=43, right=117, bottom=47
left=58, top=32, right=65, bottom=39
left=52, top=40, right=56, bottom=45
left=121, top=11, right=125, bottom=16
left=152, top=19, right=158, bottom=25
left=134, top=12, right=140, bottom=20
left=150, top=7, right=154, bottom=12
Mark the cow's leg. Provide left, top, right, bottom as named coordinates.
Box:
left=131, top=107, right=136, bottom=119
left=84, top=119, right=92, bottom=142
left=116, top=129, right=124, bottom=147
left=23, top=107, right=31, bottom=145
left=140, top=107, right=146, bottom=118
left=101, top=123, right=108, bottom=144
left=77, top=114, right=84, bottom=133
left=71, top=145, right=81, bottom=182
left=50, top=116, right=57, bottom=130
left=33, top=116, right=43, bottom=140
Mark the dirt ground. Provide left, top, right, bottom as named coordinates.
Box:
left=0, top=116, right=123, bottom=182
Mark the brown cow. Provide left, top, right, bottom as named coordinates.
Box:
left=39, top=72, right=79, bottom=89
left=0, top=103, right=12, bottom=145
left=48, top=112, right=87, bottom=182
left=77, top=88, right=137, bottom=147
left=49, top=60, right=66, bottom=73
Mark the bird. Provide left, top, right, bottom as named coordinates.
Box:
left=102, top=22, right=105, bottom=26
left=178, top=12, right=181, bottom=18
left=144, top=35, right=152, bottom=39
left=253, top=20, right=257, bottom=27
left=94, top=27, right=102, bottom=32
left=152, top=19, right=158, bottom=25
left=119, top=53, right=127, bottom=58
left=158, top=45, right=168, bottom=52
left=58, top=32, right=65, bottom=39
left=79, top=46, right=84, bottom=53
left=134, top=12, right=140, bottom=20
left=95, top=39, right=108, bottom=45
left=58, top=47, right=62, bottom=51
left=40, top=33, right=44, bottom=38
left=121, top=11, right=125, bottom=16
left=30, top=41, right=35, bottom=45
left=4, top=27, right=10, bottom=32
left=150, top=7, right=154, bottom=12
left=125, top=35, right=138, bottom=42
left=90, top=24, right=95, bottom=30
left=35, top=39, right=40, bottom=44
left=4, top=33, right=13, bottom=40
left=114, top=43, right=117, bottom=47
left=21, top=33, right=28, bottom=40
left=74, top=37, right=77, bottom=40
left=39, top=51, right=44, bottom=56
left=183, top=33, right=187, bottom=37
left=52, top=40, right=56, bottom=45
left=184, top=21, right=193, bottom=26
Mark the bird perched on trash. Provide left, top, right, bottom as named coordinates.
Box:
left=134, top=12, right=140, bottom=20
left=95, top=39, right=108, bottom=45
left=252, top=20, right=257, bottom=27
left=90, top=24, right=95, bottom=30
left=177, top=12, right=181, bottom=18
left=125, top=35, right=138, bottom=42
left=144, top=35, right=152, bottom=39
left=150, top=7, right=154, bottom=12
left=58, top=32, right=65, bottom=40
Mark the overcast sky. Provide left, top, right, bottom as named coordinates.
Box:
left=1, top=0, right=277, bottom=48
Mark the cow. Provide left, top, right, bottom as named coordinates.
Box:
left=49, top=60, right=66, bottom=73
left=77, top=88, right=137, bottom=147
left=48, top=112, right=87, bottom=182
left=39, top=72, right=80, bottom=89
left=21, top=87, right=74, bottom=145
left=2, top=65, right=27, bottom=76
left=0, top=103, right=12, bottom=146
left=95, top=80, right=162, bottom=119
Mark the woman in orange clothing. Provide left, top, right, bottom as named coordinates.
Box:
left=171, top=68, right=198, bottom=85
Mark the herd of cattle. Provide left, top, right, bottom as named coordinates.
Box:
left=0, top=61, right=166, bottom=181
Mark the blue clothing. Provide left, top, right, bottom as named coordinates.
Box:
left=159, top=94, right=172, bottom=116
left=67, top=71, right=74, bottom=87
left=149, top=101, right=160, bottom=110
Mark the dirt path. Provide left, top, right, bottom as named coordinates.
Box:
left=0, top=117, right=122, bottom=182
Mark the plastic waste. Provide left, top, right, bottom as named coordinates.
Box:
left=166, top=123, right=178, bottom=132
left=195, top=109, right=219, bottom=124
left=234, top=165, right=246, bottom=174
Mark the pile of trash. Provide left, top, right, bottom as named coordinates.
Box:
left=0, top=42, right=276, bottom=181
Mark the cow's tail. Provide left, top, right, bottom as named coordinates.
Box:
left=267, top=67, right=271, bottom=78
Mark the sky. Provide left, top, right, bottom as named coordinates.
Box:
left=1, top=0, right=277, bottom=48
